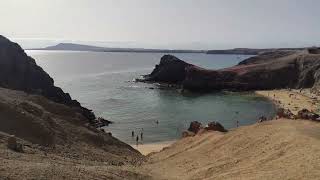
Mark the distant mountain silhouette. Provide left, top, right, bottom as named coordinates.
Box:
left=31, top=43, right=206, bottom=53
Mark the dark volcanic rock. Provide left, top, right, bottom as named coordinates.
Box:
left=188, top=121, right=203, bottom=134
left=183, top=121, right=227, bottom=138
left=142, top=55, right=193, bottom=83
left=205, top=121, right=227, bottom=132
left=0, top=35, right=95, bottom=122
left=143, top=50, right=320, bottom=92
left=297, top=109, right=320, bottom=120
left=277, top=108, right=295, bottom=119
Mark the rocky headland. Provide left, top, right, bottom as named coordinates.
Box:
left=0, top=36, right=147, bottom=179
left=0, top=35, right=97, bottom=122
left=141, top=49, right=320, bottom=92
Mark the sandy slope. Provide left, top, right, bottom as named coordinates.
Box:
left=140, top=119, right=320, bottom=180
left=0, top=87, right=146, bottom=179
left=0, top=132, right=149, bottom=180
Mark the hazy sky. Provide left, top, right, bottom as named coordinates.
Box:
left=1, top=0, right=320, bottom=49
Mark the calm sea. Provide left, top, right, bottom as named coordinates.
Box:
left=26, top=51, right=276, bottom=144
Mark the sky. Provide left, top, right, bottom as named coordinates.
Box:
left=1, top=0, right=320, bottom=49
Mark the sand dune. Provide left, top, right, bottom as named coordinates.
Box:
left=140, top=119, right=320, bottom=180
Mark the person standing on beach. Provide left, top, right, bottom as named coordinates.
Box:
left=140, top=131, right=143, bottom=141
left=132, top=131, right=134, bottom=138
left=136, top=135, right=139, bottom=146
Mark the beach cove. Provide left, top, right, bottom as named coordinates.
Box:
left=28, top=51, right=276, bottom=145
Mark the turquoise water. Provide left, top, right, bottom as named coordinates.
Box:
left=27, top=51, right=276, bottom=144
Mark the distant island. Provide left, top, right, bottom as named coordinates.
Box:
left=29, top=43, right=207, bottom=53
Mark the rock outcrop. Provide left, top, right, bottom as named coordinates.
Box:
left=277, top=108, right=296, bottom=119
left=183, top=121, right=227, bottom=137
left=297, top=109, right=320, bottom=121
left=0, top=35, right=95, bottom=122
left=142, top=54, right=193, bottom=83
left=141, top=50, right=320, bottom=92
left=205, top=121, right=227, bottom=132
left=187, top=121, right=203, bottom=134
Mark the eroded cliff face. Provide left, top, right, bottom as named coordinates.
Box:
left=0, top=35, right=95, bottom=121
left=142, top=50, right=320, bottom=92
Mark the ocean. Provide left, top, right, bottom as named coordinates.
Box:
left=26, top=51, right=276, bottom=144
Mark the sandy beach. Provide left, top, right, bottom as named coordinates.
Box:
left=131, top=141, right=176, bottom=155
left=256, top=89, right=320, bottom=115
left=138, top=90, right=320, bottom=179
left=133, top=89, right=320, bottom=156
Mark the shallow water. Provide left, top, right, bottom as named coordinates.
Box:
left=27, top=51, right=276, bottom=144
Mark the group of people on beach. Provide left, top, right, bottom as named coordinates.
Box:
left=132, top=120, right=159, bottom=146
left=132, top=129, right=143, bottom=145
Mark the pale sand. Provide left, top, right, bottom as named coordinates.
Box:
left=131, top=141, right=176, bottom=155
left=256, top=89, right=320, bottom=115
left=140, top=120, right=320, bottom=180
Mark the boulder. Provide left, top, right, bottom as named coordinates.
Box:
left=205, top=121, right=227, bottom=132
left=297, top=109, right=320, bottom=120
left=277, top=108, right=295, bottom=119
left=7, top=135, right=23, bottom=152
left=187, top=121, right=203, bottom=134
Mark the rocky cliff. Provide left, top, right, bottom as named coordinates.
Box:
left=141, top=49, right=320, bottom=91
left=0, top=36, right=145, bottom=179
left=0, top=35, right=95, bottom=121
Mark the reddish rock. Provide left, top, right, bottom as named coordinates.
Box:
left=188, top=121, right=203, bottom=134
left=141, top=51, right=320, bottom=92
left=297, top=109, right=320, bottom=120
left=277, top=108, right=295, bottom=119
left=205, top=121, right=227, bottom=132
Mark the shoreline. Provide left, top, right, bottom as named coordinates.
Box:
left=131, top=89, right=319, bottom=156
left=131, top=91, right=284, bottom=156
left=130, top=141, right=176, bottom=155
left=255, top=89, right=320, bottom=115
